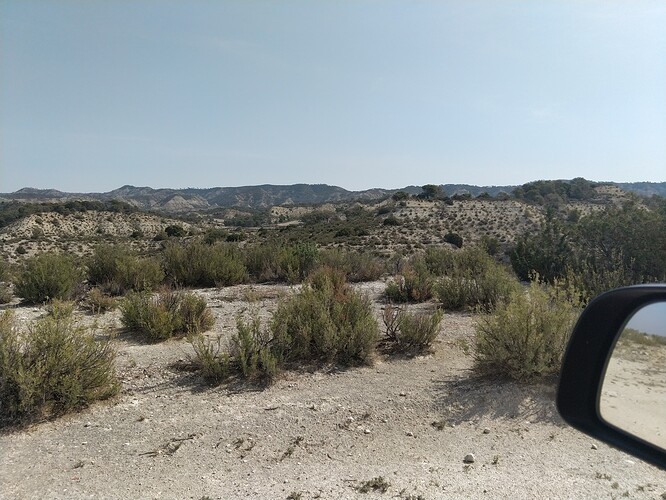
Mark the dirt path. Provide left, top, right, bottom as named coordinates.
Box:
left=1, top=283, right=665, bottom=499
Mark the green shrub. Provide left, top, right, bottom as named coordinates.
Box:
left=46, top=299, right=75, bottom=319
left=318, top=249, right=385, bottom=282
left=383, top=304, right=443, bottom=352
left=164, top=224, right=186, bottom=237
left=385, top=259, right=433, bottom=303
left=162, top=241, right=246, bottom=287
left=271, top=267, right=378, bottom=366
left=15, top=253, right=82, bottom=304
left=189, top=334, right=232, bottom=383
left=433, top=248, right=519, bottom=312
left=443, top=232, right=463, bottom=248
left=474, top=281, right=579, bottom=380
left=243, top=242, right=318, bottom=283
left=0, top=284, right=12, bottom=305
left=231, top=315, right=279, bottom=381
left=87, top=245, right=164, bottom=295
left=0, top=311, right=119, bottom=425
left=120, top=290, right=214, bottom=341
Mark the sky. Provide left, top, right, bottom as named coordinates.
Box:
left=1, top=1, right=665, bottom=193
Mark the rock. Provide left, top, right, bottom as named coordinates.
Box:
left=591, top=444, right=598, bottom=450
left=406, top=431, right=414, bottom=437
left=364, top=428, right=371, bottom=434
left=399, top=391, right=407, bottom=397
left=463, top=453, right=476, bottom=464
left=483, top=428, right=490, bottom=434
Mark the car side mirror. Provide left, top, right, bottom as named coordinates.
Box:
left=557, top=285, right=666, bottom=470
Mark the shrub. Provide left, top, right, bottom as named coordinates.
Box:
left=189, top=334, right=232, bottom=383
left=244, top=242, right=318, bottom=283
left=162, top=241, right=246, bottom=287
left=385, top=259, right=433, bottom=303
left=231, top=315, right=279, bottom=381
left=0, top=284, right=12, bottom=305
left=164, top=224, right=186, bottom=237
left=271, top=267, right=379, bottom=366
left=433, top=248, right=519, bottom=312
left=15, top=253, right=82, bottom=304
left=87, top=245, right=164, bottom=295
left=86, top=287, right=116, bottom=314
left=383, top=304, right=443, bottom=352
left=318, top=249, right=385, bottom=282
left=190, top=315, right=278, bottom=384
left=120, top=290, right=214, bottom=341
left=443, top=232, right=463, bottom=248
left=0, top=311, right=119, bottom=425
left=474, top=281, right=579, bottom=380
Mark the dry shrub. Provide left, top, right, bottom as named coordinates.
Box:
left=120, top=290, right=214, bottom=341
left=15, top=253, right=83, bottom=304
left=271, top=267, right=379, bottom=366
left=86, top=287, right=117, bottom=314
left=474, top=281, right=579, bottom=381
left=383, top=304, right=443, bottom=352
left=0, top=311, right=118, bottom=426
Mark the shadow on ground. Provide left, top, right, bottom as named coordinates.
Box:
left=432, top=372, right=565, bottom=426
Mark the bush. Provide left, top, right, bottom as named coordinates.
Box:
left=318, top=248, right=385, bottom=282
left=86, top=288, right=116, bottom=314
left=474, top=281, right=579, bottom=380
left=15, top=253, right=82, bottom=304
left=385, top=259, right=433, bottom=303
left=189, top=334, right=232, bottom=383
left=383, top=304, right=443, bottom=352
left=243, top=242, right=318, bottom=283
left=0, top=311, right=119, bottom=425
left=87, top=245, right=164, bottom=295
left=120, top=290, right=214, bottom=341
left=443, top=232, right=463, bottom=248
left=189, top=315, right=278, bottom=385
left=162, top=241, right=246, bottom=287
left=271, top=267, right=379, bottom=366
left=433, top=248, right=519, bottom=312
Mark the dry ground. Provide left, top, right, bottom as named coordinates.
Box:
left=1, top=282, right=665, bottom=499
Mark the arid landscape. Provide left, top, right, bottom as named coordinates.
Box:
left=1, top=180, right=666, bottom=499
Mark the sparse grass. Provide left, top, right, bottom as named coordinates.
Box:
left=0, top=311, right=119, bottom=426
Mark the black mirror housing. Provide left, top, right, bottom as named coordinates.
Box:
left=557, top=284, right=666, bottom=470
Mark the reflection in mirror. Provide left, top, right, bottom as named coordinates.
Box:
left=599, top=302, right=666, bottom=451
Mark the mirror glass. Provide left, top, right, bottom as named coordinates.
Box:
left=599, top=302, right=666, bottom=450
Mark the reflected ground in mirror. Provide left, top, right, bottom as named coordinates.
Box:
left=600, top=302, right=666, bottom=450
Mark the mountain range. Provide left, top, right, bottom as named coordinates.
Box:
left=1, top=181, right=664, bottom=213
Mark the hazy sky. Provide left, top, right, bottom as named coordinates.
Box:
left=1, top=1, right=665, bottom=193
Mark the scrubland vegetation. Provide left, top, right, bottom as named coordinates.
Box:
left=1, top=179, right=665, bottom=426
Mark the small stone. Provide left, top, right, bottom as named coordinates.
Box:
left=406, top=431, right=414, bottom=437
left=346, top=416, right=355, bottom=424
left=483, top=428, right=490, bottom=434
left=463, top=453, right=476, bottom=464
left=84, top=422, right=92, bottom=428
left=399, top=391, right=407, bottom=397
left=364, top=428, right=371, bottom=434
left=591, top=444, right=598, bottom=450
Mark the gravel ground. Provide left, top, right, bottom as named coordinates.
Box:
left=1, top=282, right=665, bottom=499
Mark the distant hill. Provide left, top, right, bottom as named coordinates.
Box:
left=1, top=181, right=663, bottom=212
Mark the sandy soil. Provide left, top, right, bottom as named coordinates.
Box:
left=601, top=342, right=666, bottom=450
left=1, top=282, right=665, bottom=499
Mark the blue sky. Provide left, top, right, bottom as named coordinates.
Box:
left=1, top=1, right=665, bottom=193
